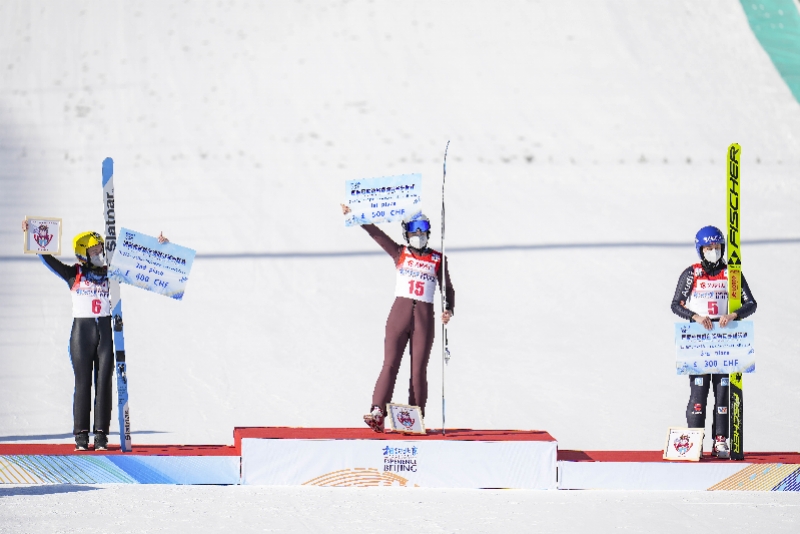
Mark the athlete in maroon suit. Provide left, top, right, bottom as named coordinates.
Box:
left=342, top=205, right=454, bottom=432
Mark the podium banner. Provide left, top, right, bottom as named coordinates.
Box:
left=675, top=321, right=755, bottom=375
left=344, top=174, right=422, bottom=226
left=108, top=228, right=196, bottom=300
left=241, top=437, right=557, bottom=489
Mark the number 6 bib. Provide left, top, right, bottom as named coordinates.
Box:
left=394, top=248, right=442, bottom=304
left=70, top=266, right=111, bottom=317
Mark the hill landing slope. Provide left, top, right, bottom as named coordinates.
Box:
left=1, top=1, right=799, bottom=451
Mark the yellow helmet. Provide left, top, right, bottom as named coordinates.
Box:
left=73, top=231, right=105, bottom=263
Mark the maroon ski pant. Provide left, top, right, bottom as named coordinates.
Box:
left=372, top=297, right=435, bottom=415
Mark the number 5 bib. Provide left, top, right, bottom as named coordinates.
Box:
left=394, top=247, right=442, bottom=304
left=686, top=263, right=728, bottom=319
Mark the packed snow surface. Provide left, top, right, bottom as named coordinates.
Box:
left=1, top=484, right=799, bottom=533
left=1, top=0, right=800, bottom=530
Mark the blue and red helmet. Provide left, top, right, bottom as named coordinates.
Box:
left=695, top=226, right=725, bottom=259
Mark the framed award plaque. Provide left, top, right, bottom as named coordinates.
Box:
left=24, top=216, right=62, bottom=255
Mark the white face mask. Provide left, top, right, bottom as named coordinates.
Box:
left=703, top=248, right=721, bottom=263
left=409, top=235, right=428, bottom=250
left=90, top=254, right=106, bottom=267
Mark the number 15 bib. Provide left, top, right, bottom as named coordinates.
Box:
left=394, top=248, right=442, bottom=304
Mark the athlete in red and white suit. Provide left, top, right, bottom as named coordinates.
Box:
left=342, top=206, right=454, bottom=428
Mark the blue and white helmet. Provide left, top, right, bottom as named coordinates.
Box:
left=401, top=213, right=431, bottom=242
left=694, top=226, right=725, bottom=260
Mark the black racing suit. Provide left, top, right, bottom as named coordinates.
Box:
left=40, top=255, right=114, bottom=435
left=671, top=260, right=756, bottom=438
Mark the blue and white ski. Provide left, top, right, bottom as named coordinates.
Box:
left=102, top=157, right=131, bottom=452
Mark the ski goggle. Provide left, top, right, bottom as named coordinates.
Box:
left=405, top=220, right=431, bottom=233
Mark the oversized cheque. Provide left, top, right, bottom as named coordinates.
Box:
left=108, top=228, right=196, bottom=300
left=344, top=173, right=422, bottom=227
left=675, top=321, right=755, bottom=375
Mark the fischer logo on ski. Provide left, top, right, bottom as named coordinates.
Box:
left=727, top=143, right=743, bottom=461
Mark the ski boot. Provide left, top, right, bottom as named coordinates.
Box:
left=363, top=405, right=385, bottom=433
left=74, top=431, right=89, bottom=451
left=94, top=431, right=108, bottom=451
left=712, top=435, right=730, bottom=459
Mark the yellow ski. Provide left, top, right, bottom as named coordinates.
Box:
left=727, top=143, right=744, bottom=461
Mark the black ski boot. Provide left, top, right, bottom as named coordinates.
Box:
left=75, top=431, right=89, bottom=451
left=94, top=431, right=108, bottom=451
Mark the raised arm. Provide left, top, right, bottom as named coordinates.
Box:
left=22, top=218, right=77, bottom=285
left=40, top=254, right=78, bottom=286
left=361, top=224, right=403, bottom=261
left=341, top=204, right=403, bottom=261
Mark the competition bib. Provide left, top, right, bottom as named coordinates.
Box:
left=686, top=264, right=728, bottom=319
left=71, top=267, right=111, bottom=317
left=394, top=248, right=441, bottom=304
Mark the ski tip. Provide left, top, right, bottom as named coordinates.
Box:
left=102, top=157, right=114, bottom=185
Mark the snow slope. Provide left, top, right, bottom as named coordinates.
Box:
left=1, top=0, right=799, bottom=456
left=2, top=485, right=800, bottom=534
